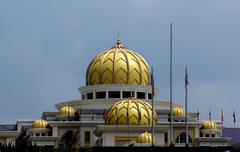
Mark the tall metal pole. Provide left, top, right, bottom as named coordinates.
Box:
left=185, top=66, right=189, bottom=147
left=233, top=110, right=236, bottom=128
left=151, top=66, right=155, bottom=147
left=151, top=93, right=155, bottom=146
left=170, top=22, right=173, bottom=146
left=197, top=108, right=200, bottom=137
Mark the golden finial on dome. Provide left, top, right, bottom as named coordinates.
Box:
left=115, top=32, right=123, bottom=48
left=105, top=98, right=158, bottom=125
left=117, top=32, right=121, bottom=44
left=32, top=119, right=48, bottom=129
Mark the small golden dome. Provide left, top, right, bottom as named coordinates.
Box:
left=86, top=39, right=151, bottom=86
left=32, top=119, right=48, bottom=129
left=202, top=120, right=218, bottom=129
left=138, top=132, right=153, bottom=143
left=59, top=106, right=75, bottom=116
left=173, top=107, right=185, bottom=117
left=105, top=98, right=158, bottom=125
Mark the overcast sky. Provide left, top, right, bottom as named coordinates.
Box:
left=0, top=0, right=240, bottom=127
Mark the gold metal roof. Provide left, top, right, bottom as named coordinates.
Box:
left=173, top=107, right=185, bottom=117
left=202, top=120, right=218, bottom=129
left=32, top=119, right=48, bottom=129
left=86, top=39, right=151, bottom=85
left=138, top=132, right=153, bottom=143
left=59, top=106, right=75, bottom=117
left=105, top=98, right=158, bottom=125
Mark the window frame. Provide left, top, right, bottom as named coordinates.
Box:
left=175, top=132, right=192, bottom=143
left=84, top=131, right=91, bottom=145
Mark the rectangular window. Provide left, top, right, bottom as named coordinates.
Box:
left=137, top=92, right=145, bottom=99
left=84, top=131, right=91, bottom=145
left=87, top=93, right=93, bottom=99
left=109, top=91, right=120, bottom=98
left=211, top=134, right=215, bottom=137
left=164, top=132, right=168, bottom=144
left=96, top=91, right=106, bottom=99
left=206, top=134, right=209, bottom=137
left=48, top=131, right=52, bottom=136
left=36, top=133, right=40, bottom=136
left=42, top=133, right=46, bottom=136
left=122, top=91, right=133, bottom=98
left=148, top=93, right=152, bottom=99
left=82, top=94, right=85, bottom=100
left=168, top=114, right=170, bottom=122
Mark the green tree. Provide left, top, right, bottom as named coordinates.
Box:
left=58, top=130, right=80, bottom=152
left=15, top=130, right=31, bottom=151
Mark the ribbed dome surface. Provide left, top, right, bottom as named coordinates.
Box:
left=105, top=98, right=158, bottom=125
left=59, top=106, right=75, bottom=116
left=32, top=119, right=48, bottom=129
left=138, top=132, right=153, bottom=143
left=86, top=40, right=151, bottom=86
left=173, top=107, right=185, bottom=117
left=202, top=120, right=218, bottom=129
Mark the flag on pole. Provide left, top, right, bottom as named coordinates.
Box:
left=221, top=109, right=224, bottom=123
left=184, top=66, right=189, bottom=146
left=185, top=66, right=189, bottom=96
left=151, top=66, right=155, bottom=97
left=209, top=110, right=212, bottom=120
left=233, top=110, right=236, bottom=123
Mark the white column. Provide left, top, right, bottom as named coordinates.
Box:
left=145, top=92, right=148, bottom=100
left=93, top=91, right=96, bottom=99
left=195, top=126, right=199, bottom=138
left=106, top=91, right=109, bottom=99
left=120, top=90, right=123, bottom=98
left=52, top=126, right=58, bottom=137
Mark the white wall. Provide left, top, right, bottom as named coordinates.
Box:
left=102, top=132, right=165, bottom=147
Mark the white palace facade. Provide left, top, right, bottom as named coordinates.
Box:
left=0, top=39, right=231, bottom=147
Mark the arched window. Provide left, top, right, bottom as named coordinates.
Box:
left=176, top=132, right=192, bottom=143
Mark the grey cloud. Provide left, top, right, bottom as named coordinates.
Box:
left=0, top=0, right=239, bottom=127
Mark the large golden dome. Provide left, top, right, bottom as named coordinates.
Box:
left=32, top=119, right=48, bottom=129
left=202, top=120, right=218, bottom=130
left=86, top=39, right=151, bottom=86
left=105, top=98, right=158, bottom=125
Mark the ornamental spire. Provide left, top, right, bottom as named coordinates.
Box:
left=114, top=32, right=123, bottom=48
left=117, top=32, right=121, bottom=45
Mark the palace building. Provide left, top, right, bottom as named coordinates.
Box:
left=0, top=38, right=231, bottom=147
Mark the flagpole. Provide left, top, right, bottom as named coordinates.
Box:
left=185, top=66, right=189, bottom=147
left=151, top=66, right=155, bottom=147
left=209, top=110, right=212, bottom=120
left=221, top=109, right=224, bottom=131
left=233, top=110, right=236, bottom=128
left=169, top=22, right=173, bottom=146
left=197, top=108, right=200, bottom=137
